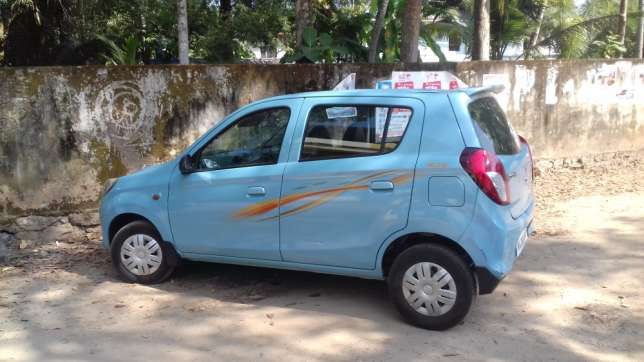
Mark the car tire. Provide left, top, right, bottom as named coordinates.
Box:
left=110, top=220, right=177, bottom=284
left=388, top=244, right=475, bottom=330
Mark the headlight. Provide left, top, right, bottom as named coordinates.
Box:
left=102, top=178, right=119, bottom=197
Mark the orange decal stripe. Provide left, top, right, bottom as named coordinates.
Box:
left=233, top=199, right=281, bottom=219
left=233, top=171, right=414, bottom=219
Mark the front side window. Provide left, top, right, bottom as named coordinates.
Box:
left=300, top=105, right=412, bottom=161
left=196, top=107, right=290, bottom=170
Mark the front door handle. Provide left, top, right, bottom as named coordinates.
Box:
left=247, top=186, right=266, bottom=196
left=369, top=181, right=394, bottom=191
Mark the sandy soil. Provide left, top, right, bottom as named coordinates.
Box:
left=1, top=162, right=644, bottom=362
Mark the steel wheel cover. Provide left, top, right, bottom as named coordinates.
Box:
left=120, top=234, right=163, bottom=276
left=402, top=262, right=457, bottom=316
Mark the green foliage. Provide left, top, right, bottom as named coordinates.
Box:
left=233, top=1, right=291, bottom=57
left=97, top=35, right=142, bottom=65
left=281, top=0, right=370, bottom=63
left=589, top=33, right=627, bottom=58
left=1, top=0, right=642, bottom=66
left=420, top=6, right=467, bottom=62
left=490, top=0, right=533, bottom=59
left=282, top=26, right=349, bottom=63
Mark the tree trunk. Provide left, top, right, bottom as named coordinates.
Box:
left=177, top=0, right=189, bottom=64
left=220, top=0, right=232, bottom=20
left=400, top=0, right=421, bottom=63
left=637, top=0, right=644, bottom=58
left=618, top=0, right=628, bottom=45
left=218, top=0, right=235, bottom=62
left=526, top=3, right=546, bottom=59
left=472, top=0, right=490, bottom=60
left=368, top=0, right=390, bottom=63
left=295, top=0, right=313, bottom=48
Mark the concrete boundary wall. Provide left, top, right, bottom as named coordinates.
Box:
left=1, top=60, right=643, bottom=222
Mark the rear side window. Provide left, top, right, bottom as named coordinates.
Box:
left=468, top=97, right=520, bottom=155
left=300, top=105, right=412, bottom=161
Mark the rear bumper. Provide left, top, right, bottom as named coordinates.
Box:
left=459, top=192, right=535, bottom=293
left=475, top=267, right=502, bottom=294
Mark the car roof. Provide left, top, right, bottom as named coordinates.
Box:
left=257, top=86, right=501, bottom=103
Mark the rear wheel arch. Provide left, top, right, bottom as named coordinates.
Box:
left=381, top=232, right=475, bottom=278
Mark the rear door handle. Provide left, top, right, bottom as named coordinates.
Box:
left=369, top=181, right=394, bottom=191
left=247, top=186, right=266, bottom=196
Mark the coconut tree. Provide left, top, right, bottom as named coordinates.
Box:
left=368, top=0, right=389, bottom=63
left=295, top=0, right=313, bottom=48
left=177, top=0, right=189, bottom=64
left=472, top=0, right=490, bottom=59
left=637, top=0, right=643, bottom=57
left=521, top=0, right=640, bottom=58
left=618, top=0, right=628, bottom=45
left=400, top=0, right=421, bottom=62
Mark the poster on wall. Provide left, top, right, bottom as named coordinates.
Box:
left=374, top=107, right=412, bottom=140
left=391, top=71, right=467, bottom=90
left=387, top=108, right=412, bottom=138
left=545, top=67, right=559, bottom=105
left=373, top=71, right=465, bottom=140
left=392, top=72, right=417, bottom=89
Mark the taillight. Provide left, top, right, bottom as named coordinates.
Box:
left=459, top=147, right=510, bottom=205
left=518, top=135, right=534, bottom=182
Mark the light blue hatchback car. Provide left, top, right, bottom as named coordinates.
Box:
left=100, top=88, right=534, bottom=330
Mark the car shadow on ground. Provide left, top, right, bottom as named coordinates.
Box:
left=5, top=207, right=644, bottom=361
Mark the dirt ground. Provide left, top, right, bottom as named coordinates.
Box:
left=1, top=157, right=644, bottom=362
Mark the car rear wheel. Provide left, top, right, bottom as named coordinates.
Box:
left=110, top=220, right=177, bottom=284
left=388, top=244, right=475, bottom=330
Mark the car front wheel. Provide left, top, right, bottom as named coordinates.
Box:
left=110, top=220, right=176, bottom=284
left=388, top=244, right=475, bottom=330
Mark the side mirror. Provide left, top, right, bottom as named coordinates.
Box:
left=179, top=154, right=197, bottom=174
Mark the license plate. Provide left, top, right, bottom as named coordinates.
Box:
left=516, top=228, right=528, bottom=256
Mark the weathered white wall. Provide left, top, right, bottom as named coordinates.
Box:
left=0, top=61, right=643, bottom=222
left=457, top=60, right=644, bottom=159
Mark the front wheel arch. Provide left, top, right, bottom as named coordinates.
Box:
left=108, top=213, right=156, bottom=246
left=110, top=220, right=180, bottom=284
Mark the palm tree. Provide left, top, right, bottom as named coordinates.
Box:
left=295, top=0, right=313, bottom=48
left=472, top=0, right=490, bottom=60
left=638, top=0, right=644, bottom=57
left=400, top=0, right=421, bottom=62
left=368, top=0, right=389, bottom=63
left=519, top=0, right=640, bottom=59
left=526, top=0, right=546, bottom=59
left=177, top=0, right=189, bottom=64
left=617, top=0, right=628, bottom=46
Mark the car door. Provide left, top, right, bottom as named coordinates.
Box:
left=168, top=99, right=302, bottom=260
left=278, top=96, right=425, bottom=269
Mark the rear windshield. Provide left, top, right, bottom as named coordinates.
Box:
left=468, top=97, right=520, bottom=155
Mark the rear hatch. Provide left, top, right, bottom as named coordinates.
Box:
left=468, top=96, right=533, bottom=218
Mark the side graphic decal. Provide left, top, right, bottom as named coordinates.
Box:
left=234, top=170, right=413, bottom=220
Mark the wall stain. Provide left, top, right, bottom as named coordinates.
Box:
left=0, top=61, right=643, bottom=221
